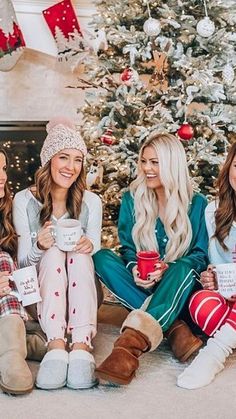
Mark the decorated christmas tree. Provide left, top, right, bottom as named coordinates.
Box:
left=79, top=0, right=236, bottom=248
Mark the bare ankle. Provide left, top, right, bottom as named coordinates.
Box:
left=72, top=342, right=91, bottom=352
left=48, top=339, right=66, bottom=351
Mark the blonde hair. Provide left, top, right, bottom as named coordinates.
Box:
left=130, top=133, right=193, bottom=262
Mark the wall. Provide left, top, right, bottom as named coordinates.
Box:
left=0, top=1, right=97, bottom=122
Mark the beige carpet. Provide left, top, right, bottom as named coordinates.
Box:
left=1, top=322, right=235, bottom=419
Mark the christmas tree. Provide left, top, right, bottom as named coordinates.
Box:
left=79, top=0, right=236, bottom=248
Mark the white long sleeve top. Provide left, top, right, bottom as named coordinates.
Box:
left=205, top=200, right=236, bottom=265
left=13, top=188, right=102, bottom=268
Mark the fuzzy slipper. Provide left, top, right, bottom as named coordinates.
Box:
left=67, top=350, right=97, bottom=389
left=36, top=349, right=68, bottom=390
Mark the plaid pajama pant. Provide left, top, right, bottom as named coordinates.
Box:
left=0, top=251, right=27, bottom=320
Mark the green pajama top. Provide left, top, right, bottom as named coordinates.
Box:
left=118, top=191, right=209, bottom=275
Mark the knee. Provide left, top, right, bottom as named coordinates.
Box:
left=93, top=249, right=118, bottom=272
left=40, top=246, right=65, bottom=264
left=189, top=290, right=224, bottom=326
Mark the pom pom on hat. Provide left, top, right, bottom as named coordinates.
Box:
left=46, top=117, right=76, bottom=133
left=40, top=117, right=87, bottom=167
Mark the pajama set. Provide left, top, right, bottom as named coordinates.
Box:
left=12, top=188, right=102, bottom=346
left=93, top=191, right=209, bottom=332
left=189, top=200, right=236, bottom=336
left=0, top=251, right=26, bottom=320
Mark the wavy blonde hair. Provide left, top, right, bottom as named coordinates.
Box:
left=0, top=150, right=18, bottom=259
left=34, top=160, right=86, bottom=226
left=130, top=133, right=193, bottom=262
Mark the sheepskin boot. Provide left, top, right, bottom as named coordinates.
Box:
left=25, top=320, right=47, bottom=362
left=177, top=323, right=236, bottom=389
left=0, top=315, right=33, bottom=395
left=165, top=319, right=203, bottom=362
left=95, top=309, right=163, bottom=385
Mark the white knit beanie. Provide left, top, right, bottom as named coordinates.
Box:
left=40, top=117, right=87, bottom=167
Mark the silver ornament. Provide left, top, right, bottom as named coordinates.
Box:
left=143, top=17, right=161, bottom=37
left=196, top=17, right=215, bottom=38
left=222, top=64, right=235, bottom=86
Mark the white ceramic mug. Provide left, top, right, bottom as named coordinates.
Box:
left=55, top=219, right=82, bottom=251
left=213, top=263, right=236, bottom=299
left=11, top=265, right=42, bottom=307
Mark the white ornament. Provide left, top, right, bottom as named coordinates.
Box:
left=196, top=17, right=215, bottom=38
left=222, top=64, right=235, bottom=86
left=143, top=17, right=161, bottom=37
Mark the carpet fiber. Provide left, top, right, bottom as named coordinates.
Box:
left=1, top=323, right=235, bottom=419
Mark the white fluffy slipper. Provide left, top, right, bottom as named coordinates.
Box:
left=36, top=349, right=69, bottom=390
left=67, top=349, right=97, bottom=389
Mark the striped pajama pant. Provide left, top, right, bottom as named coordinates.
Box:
left=189, top=290, right=236, bottom=336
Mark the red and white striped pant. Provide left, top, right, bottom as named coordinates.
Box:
left=189, top=290, right=236, bottom=336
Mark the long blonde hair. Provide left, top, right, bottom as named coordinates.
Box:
left=35, top=160, right=86, bottom=225
left=130, top=133, right=193, bottom=262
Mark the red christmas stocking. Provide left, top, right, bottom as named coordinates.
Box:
left=0, top=0, right=25, bottom=71
left=42, top=0, right=83, bottom=62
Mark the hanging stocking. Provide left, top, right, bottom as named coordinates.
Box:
left=0, top=0, right=25, bottom=71
left=42, top=0, right=84, bottom=64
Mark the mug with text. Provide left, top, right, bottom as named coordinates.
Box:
left=11, top=265, right=41, bottom=307
left=137, top=251, right=160, bottom=280
left=55, top=219, right=82, bottom=251
left=213, top=263, right=236, bottom=299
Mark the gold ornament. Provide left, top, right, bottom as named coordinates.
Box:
left=141, top=50, right=169, bottom=92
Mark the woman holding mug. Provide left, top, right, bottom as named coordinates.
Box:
left=178, top=141, right=236, bottom=389
left=93, top=132, right=209, bottom=385
left=0, top=149, right=33, bottom=395
left=13, top=119, right=102, bottom=390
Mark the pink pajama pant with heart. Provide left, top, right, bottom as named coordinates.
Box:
left=36, top=246, right=97, bottom=347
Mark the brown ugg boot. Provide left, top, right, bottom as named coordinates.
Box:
left=165, top=319, right=203, bottom=362
left=25, top=320, right=47, bottom=362
left=0, top=315, right=34, bottom=395
left=95, top=309, right=163, bottom=385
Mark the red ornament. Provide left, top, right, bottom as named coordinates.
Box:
left=177, top=123, right=194, bottom=141
left=101, top=129, right=115, bottom=145
left=121, top=68, right=133, bottom=82
left=120, top=67, right=139, bottom=86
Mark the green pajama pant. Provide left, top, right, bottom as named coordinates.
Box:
left=93, top=249, right=200, bottom=332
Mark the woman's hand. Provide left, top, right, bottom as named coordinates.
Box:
left=133, top=262, right=168, bottom=290
left=200, top=265, right=217, bottom=290
left=37, top=221, right=55, bottom=250
left=0, top=271, right=11, bottom=297
left=227, top=295, right=236, bottom=303
left=74, top=236, right=93, bottom=254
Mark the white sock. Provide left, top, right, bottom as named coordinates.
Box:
left=177, top=341, right=225, bottom=390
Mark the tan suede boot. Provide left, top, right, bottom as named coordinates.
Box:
left=0, top=315, right=34, bottom=395
left=25, top=320, right=47, bottom=362
left=96, top=309, right=163, bottom=385
left=165, top=319, right=203, bottom=362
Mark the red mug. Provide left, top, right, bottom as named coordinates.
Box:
left=137, top=251, right=160, bottom=280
